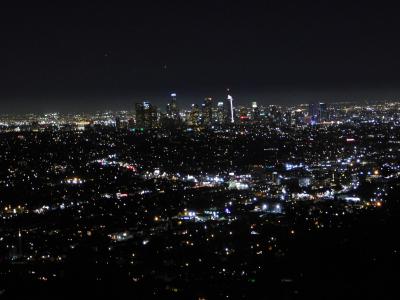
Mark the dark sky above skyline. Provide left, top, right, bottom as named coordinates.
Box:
left=1, top=0, right=400, bottom=113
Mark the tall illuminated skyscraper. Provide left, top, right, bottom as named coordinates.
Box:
left=166, top=93, right=179, bottom=121
left=217, top=101, right=225, bottom=124
left=226, top=90, right=234, bottom=124
left=202, top=97, right=213, bottom=126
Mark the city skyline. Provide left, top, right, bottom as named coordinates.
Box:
left=2, top=89, right=400, bottom=114
left=2, top=1, right=400, bottom=298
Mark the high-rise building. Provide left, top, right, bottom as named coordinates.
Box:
left=226, top=92, right=234, bottom=124
left=166, top=93, right=180, bottom=121
left=189, top=104, right=201, bottom=126
left=319, top=102, right=328, bottom=122
left=135, top=101, right=158, bottom=129
left=308, top=102, right=329, bottom=124
left=135, top=103, right=145, bottom=128
left=216, top=101, right=225, bottom=124
left=202, top=97, right=213, bottom=126
left=251, top=101, right=260, bottom=121
left=308, top=103, right=318, bottom=124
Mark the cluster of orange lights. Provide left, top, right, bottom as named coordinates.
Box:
left=366, top=201, right=382, bottom=207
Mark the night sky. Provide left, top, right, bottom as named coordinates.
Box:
left=1, top=1, right=400, bottom=113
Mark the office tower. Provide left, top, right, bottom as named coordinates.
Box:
left=217, top=101, right=225, bottom=124
left=308, top=102, right=318, bottom=124
left=226, top=92, right=234, bottom=124
left=308, top=102, right=329, bottom=124
left=202, top=97, right=213, bottom=126
left=135, top=101, right=157, bottom=129
left=135, top=103, right=145, bottom=128
left=189, top=104, right=201, bottom=126
left=166, top=93, right=180, bottom=121
left=251, top=101, right=260, bottom=121
left=319, top=102, right=328, bottom=122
